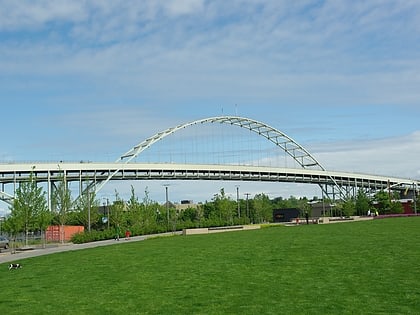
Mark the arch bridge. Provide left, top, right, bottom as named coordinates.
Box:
left=0, top=116, right=418, bottom=207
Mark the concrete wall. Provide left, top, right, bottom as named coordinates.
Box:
left=183, top=225, right=260, bottom=235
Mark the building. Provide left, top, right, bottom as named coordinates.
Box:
left=272, top=208, right=300, bottom=223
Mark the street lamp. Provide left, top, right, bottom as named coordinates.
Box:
left=414, top=182, right=417, bottom=215
left=235, top=185, right=240, bottom=218
left=107, top=198, right=110, bottom=229
left=244, top=193, right=250, bottom=220
left=163, top=184, right=170, bottom=231
left=102, top=197, right=110, bottom=229
left=87, top=186, right=91, bottom=232
left=0, top=216, right=4, bottom=234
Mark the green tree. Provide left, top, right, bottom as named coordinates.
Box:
left=142, top=187, right=157, bottom=229
left=52, top=172, right=73, bottom=243
left=73, top=182, right=99, bottom=230
left=111, top=191, right=126, bottom=232
left=179, top=207, right=199, bottom=222
left=253, top=193, right=272, bottom=223
left=286, top=196, right=300, bottom=208
left=341, top=199, right=356, bottom=217
left=126, top=186, right=142, bottom=232
left=213, top=188, right=236, bottom=225
left=9, top=168, right=48, bottom=246
left=203, top=200, right=217, bottom=220
left=272, top=196, right=287, bottom=209
left=374, top=191, right=391, bottom=214
left=355, top=189, right=371, bottom=216
left=34, top=200, right=53, bottom=248
left=3, top=215, right=22, bottom=253
left=390, top=201, right=404, bottom=214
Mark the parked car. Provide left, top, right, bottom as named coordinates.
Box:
left=0, top=236, right=9, bottom=249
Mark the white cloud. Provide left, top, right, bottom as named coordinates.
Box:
left=1, top=0, right=419, bottom=201
left=163, top=0, right=204, bottom=16
left=0, top=0, right=87, bottom=30
left=1, top=1, right=419, bottom=109
left=312, top=131, right=420, bottom=179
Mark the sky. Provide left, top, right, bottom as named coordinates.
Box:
left=0, top=0, right=419, bottom=211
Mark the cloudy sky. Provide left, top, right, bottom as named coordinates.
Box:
left=1, top=0, right=419, bottom=207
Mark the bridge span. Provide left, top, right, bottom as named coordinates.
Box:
left=0, top=116, right=418, bottom=207
left=0, top=162, right=418, bottom=206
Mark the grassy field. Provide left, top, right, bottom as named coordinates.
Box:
left=1, top=217, right=419, bottom=314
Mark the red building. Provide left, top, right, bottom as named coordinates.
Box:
left=399, top=199, right=416, bottom=214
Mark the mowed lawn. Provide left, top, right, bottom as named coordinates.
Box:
left=1, top=218, right=419, bottom=314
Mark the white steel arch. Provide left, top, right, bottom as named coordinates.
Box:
left=95, top=116, right=346, bottom=198
left=119, top=116, right=325, bottom=170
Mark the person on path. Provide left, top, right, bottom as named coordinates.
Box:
left=115, top=225, right=120, bottom=241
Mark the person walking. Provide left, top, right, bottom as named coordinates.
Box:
left=115, top=225, right=120, bottom=241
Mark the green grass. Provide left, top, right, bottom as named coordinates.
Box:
left=1, top=218, right=420, bottom=314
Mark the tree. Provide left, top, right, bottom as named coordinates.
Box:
left=141, top=186, right=157, bottom=230
left=34, top=200, right=53, bottom=248
left=52, top=172, right=72, bottom=243
left=111, top=191, right=126, bottom=233
left=179, top=207, right=199, bottom=222
left=2, top=215, right=22, bottom=253
left=374, top=190, right=403, bottom=215
left=202, top=199, right=221, bottom=227
left=341, top=199, right=356, bottom=217
left=73, top=182, right=99, bottom=230
left=213, top=188, right=236, bottom=225
left=390, top=201, right=404, bottom=214
left=355, top=189, right=371, bottom=216
left=253, top=193, right=272, bottom=223
left=9, top=167, right=48, bottom=246
left=126, top=186, right=142, bottom=232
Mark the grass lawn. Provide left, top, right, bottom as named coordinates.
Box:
left=1, top=217, right=419, bottom=314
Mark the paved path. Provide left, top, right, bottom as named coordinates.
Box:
left=0, top=232, right=181, bottom=265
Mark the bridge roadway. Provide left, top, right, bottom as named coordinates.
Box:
left=0, top=162, right=418, bottom=199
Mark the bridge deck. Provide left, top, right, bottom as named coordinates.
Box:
left=0, top=162, right=417, bottom=190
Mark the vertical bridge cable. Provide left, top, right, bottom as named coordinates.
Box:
left=92, top=116, right=347, bottom=200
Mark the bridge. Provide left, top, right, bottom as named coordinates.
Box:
left=0, top=116, right=418, bottom=208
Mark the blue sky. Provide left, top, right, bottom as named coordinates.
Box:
left=0, top=0, right=419, bottom=207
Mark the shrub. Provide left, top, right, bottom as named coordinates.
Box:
left=71, top=229, right=116, bottom=244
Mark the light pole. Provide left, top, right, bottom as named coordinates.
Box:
left=244, top=193, right=250, bottom=220
left=163, top=184, right=170, bottom=231
left=236, top=185, right=240, bottom=218
left=87, top=184, right=91, bottom=232
left=102, top=197, right=110, bottom=229
left=107, top=198, right=110, bottom=229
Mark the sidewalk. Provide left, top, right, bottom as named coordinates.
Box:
left=0, top=232, right=181, bottom=265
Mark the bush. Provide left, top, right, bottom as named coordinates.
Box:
left=71, top=229, right=116, bottom=244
